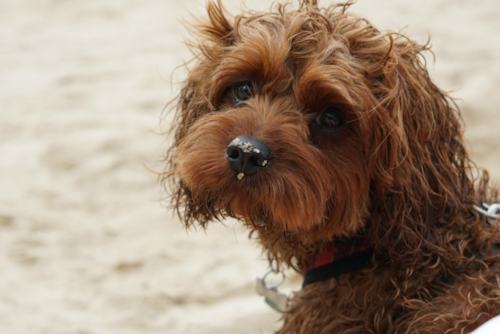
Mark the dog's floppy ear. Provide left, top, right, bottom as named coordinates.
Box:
left=164, top=73, right=218, bottom=229
left=163, top=2, right=234, bottom=228
left=359, top=33, right=477, bottom=264
left=164, top=76, right=218, bottom=228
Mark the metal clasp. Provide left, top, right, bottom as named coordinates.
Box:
left=473, top=202, right=500, bottom=225
left=256, top=269, right=289, bottom=313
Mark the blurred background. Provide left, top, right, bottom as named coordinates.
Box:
left=0, top=0, right=499, bottom=333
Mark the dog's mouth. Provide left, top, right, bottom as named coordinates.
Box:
left=202, top=187, right=282, bottom=233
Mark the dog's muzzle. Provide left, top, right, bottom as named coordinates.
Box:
left=226, top=135, right=272, bottom=175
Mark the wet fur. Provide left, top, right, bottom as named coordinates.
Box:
left=162, top=1, right=500, bottom=332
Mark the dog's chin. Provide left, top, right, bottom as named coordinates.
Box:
left=177, top=167, right=332, bottom=233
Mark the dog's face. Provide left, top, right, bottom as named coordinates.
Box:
left=166, top=1, right=467, bottom=251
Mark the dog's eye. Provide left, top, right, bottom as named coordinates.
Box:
left=316, top=107, right=345, bottom=130
left=233, top=82, right=254, bottom=103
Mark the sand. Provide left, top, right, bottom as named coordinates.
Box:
left=1, top=0, right=499, bottom=333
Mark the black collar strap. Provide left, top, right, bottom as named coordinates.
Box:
left=302, top=233, right=374, bottom=287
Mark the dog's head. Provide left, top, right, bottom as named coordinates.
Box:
left=164, top=0, right=474, bottom=260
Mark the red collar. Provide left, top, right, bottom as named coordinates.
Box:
left=302, top=232, right=374, bottom=286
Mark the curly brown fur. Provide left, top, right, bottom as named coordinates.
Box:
left=162, top=1, right=500, bottom=333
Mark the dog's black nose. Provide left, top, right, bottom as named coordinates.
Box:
left=226, top=135, right=272, bottom=176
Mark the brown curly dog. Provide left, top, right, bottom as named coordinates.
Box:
left=163, top=1, right=500, bottom=332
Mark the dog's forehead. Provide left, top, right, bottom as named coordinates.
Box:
left=232, top=10, right=345, bottom=73
left=210, top=10, right=361, bottom=109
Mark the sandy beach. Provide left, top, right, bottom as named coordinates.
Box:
left=1, top=0, right=499, bottom=333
